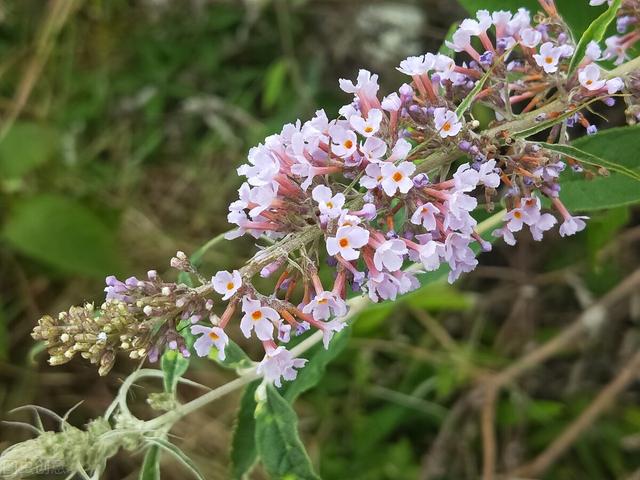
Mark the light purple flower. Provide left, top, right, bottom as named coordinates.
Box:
left=350, top=109, right=383, bottom=137
left=326, top=225, right=370, bottom=261
left=302, top=291, right=348, bottom=321
left=312, top=185, right=345, bottom=219
left=380, top=161, right=416, bottom=196
left=373, top=239, right=408, bottom=272
left=257, top=346, right=307, bottom=387
left=191, top=325, right=229, bottom=360
left=240, top=296, right=278, bottom=341
left=433, top=108, right=462, bottom=138
left=411, top=202, right=439, bottom=230
left=579, top=64, right=606, bottom=91
left=533, top=42, right=561, bottom=73
left=212, top=270, right=242, bottom=300
left=559, top=215, right=589, bottom=237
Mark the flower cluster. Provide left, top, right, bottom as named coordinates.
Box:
left=33, top=0, right=640, bottom=387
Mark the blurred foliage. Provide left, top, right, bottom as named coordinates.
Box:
left=0, top=1, right=639, bottom=480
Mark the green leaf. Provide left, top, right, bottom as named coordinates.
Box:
left=255, top=385, right=320, bottom=480
left=554, top=126, right=640, bottom=211
left=2, top=195, right=122, bottom=277
left=283, top=327, right=351, bottom=402
left=139, top=446, right=161, bottom=480
left=538, top=142, right=640, bottom=182
left=230, top=381, right=260, bottom=480
left=147, top=438, right=205, bottom=480
left=263, top=59, right=288, bottom=110
left=568, top=0, right=621, bottom=74
left=161, top=349, right=190, bottom=394
left=0, top=122, right=57, bottom=179
left=208, top=339, right=254, bottom=372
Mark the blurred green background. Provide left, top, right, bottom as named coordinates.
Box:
left=0, top=1, right=639, bottom=479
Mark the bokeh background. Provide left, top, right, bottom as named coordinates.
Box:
left=1, top=1, right=639, bottom=479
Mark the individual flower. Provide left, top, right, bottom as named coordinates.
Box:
left=533, top=42, right=561, bottom=73
left=477, top=160, right=501, bottom=188
left=410, top=202, right=439, bottom=230
left=585, top=40, right=602, bottom=60
left=397, top=54, right=433, bottom=75
left=559, top=215, right=589, bottom=237
left=387, top=138, right=413, bottom=162
left=373, top=239, right=408, bottom=272
left=381, top=92, right=402, bottom=112
left=320, top=319, right=348, bottom=349
left=312, top=185, right=346, bottom=219
left=257, top=346, right=307, bottom=387
left=380, top=161, right=416, bottom=196
left=240, top=297, right=278, bottom=340
left=453, top=163, right=480, bottom=192
left=302, top=291, right=348, bottom=321
left=191, top=325, right=229, bottom=360
left=326, top=225, right=370, bottom=261
left=212, top=270, right=242, bottom=300
left=350, top=109, right=383, bottom=137
left=579, top=64, right=606, bottom=91
left=529, top=213, right=557, bottom=241
left=606, top=77, right=624, bottom=94
left=360, top=136, right=387, bottom=163
left=329, top=125, right=358, bottom=158
left=433, top=108, right=462, bottom=138
left=418, top=240, right=444, bottom=271
left=520, top=28, right=542, bottom=48
left=360, top=163, right=383, bottom=190
left=504, top=208, right=525, bottom=232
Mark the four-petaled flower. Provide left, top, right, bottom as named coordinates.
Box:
left=191, top=325, right=229, bottom=360
left=240, top=297, right=278, bottom=340
left=433, top=108, right=462, bottom=138
left=380, top=161, right=416, bottom=196
left=326, top=225, right=370, bottom=260
left=212, top=270, right=242, bottom=300
left=312, top=185, right=345, bottom=219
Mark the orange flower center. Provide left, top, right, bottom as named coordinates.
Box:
left=514, top=211, right=522, bottom=219
left=442, top=122, right=451, bottom=131
left=326, top=201, right=334, bottom=209
left=545, top=56, right=553, bottom=64
left=317, top=298, right=328, bottom=304
left=339, top=238, right=349, bottom=248
left=586, top=79, right=593, bottom=85
left=251, top=310, right=263, bottom=321
left=392, top=172, right=403, bottom=182
left=343, top=139, right=353, bottom=149
left=208, top=331, right=220, bottom=341
left=364, top=126, right=374, bottom=133
left=226, top=282, right=235, bottom=290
